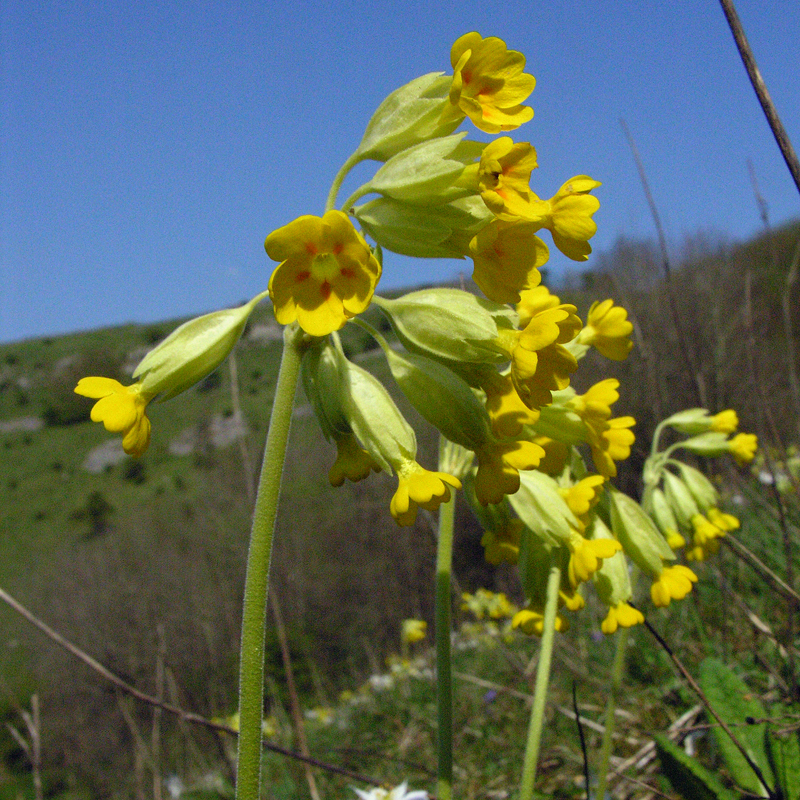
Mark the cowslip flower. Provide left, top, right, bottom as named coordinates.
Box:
left=328, top=433, right=382, bottom=487
left=441, top=32, right=536, bottom=134
left=468, top=219, right=547, bottom=304
left=601, top=602, right=644, bottom=635
left=567, top=530, right=622, bottom=587
left=266, top=210, right=381, bottom=337
left=529, top=176, right=601, bottom=261
left=513, top=607, right=568, bottom=636
left=401, top=619, right=427, bottom=644
left=474, top=439, right=545, bottom=505
left=578, top=299, right=634, bottom=361
left=477, top=137, right=539, bottom=219
left=479, top=370, right=541, bottom=438
left=650, top=564, right=698, bottom=608
left=592, top=417, right=636, bottom=478
left=729, top=432, right=758, bottom=465
left=710, top=409, right=738, bottom=433
left=390, top=461, right=461, bottom=526
left=74, top=378, right=155, bottom=457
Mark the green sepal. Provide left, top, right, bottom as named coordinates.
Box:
left=300, top=338, right=350, bottom=441
left=135, top=290, right=269, bottom=400
left=354, top=72, right=459, bottom=162
left=509, top=470, right=578, bottom=548
left=608, top=487, right=674, bottom=578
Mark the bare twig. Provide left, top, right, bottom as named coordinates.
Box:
left=0, top=585, right=382, bottom=786
left=620, top=118, right=706, bottom=407
left=718, top=0, right=800, bottom=196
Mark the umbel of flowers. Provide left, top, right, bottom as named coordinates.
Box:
left=70, top=32, right=760, bottom=800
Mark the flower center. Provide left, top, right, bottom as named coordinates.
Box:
left=310, top=252, right=340, bottom=282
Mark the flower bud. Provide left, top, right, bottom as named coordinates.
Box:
left=354, top=73, right=459, bottom=162
left=661, top=469, right=700, bottom=528
left=508, top=469, right=580, bottom=548
left=336, top=349, right=416, bottom=475
left=675, top=462, right=719, bottom=511
left=643, top=486, right=682, bottom=544
left=373, top=288, right=514, bottom=364
left=301, top=339, right=350, bottom=440
left=134, top=290, right=269, bottom=399
left=659, top=408, right=710, bottom=434
left=383, top=348, right=491, bottom=451
left=362, top=134, right=482, bottom=206
left=353, top=195, right=490, bottom=258
left=608, top=488, right=674, bottom=578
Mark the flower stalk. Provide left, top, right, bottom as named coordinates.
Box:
left=236, top=323, right=306, bottom=800
left=519, top=559, right=562, bottom=800
left=435, top=480, right=456, bottom=800
left=595, top=626, right=628, bottom=799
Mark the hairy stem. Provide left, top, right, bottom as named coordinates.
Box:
left=236, top=323, right=305, bottom=800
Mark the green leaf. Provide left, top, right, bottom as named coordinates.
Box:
left=699, top=658, right=774, bottom=797
left=767, top=705, right=800, bottom=800
left=654, top=733, right=740, bottom=800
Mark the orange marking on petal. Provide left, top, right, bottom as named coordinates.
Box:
left=319, top=281, right=331, bottom=300
left=305, top=242, right=318, bottom=255
left=340, top=267, right=355, bottom=279
left=462, top=70, right=472, bottom=85
left=332, top=242, right=343, bottom=255
left=295, top=271, right=310, bottom=283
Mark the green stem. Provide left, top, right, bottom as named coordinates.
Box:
left=435, top=478, right=456, bottom=800
left=235, top=323, right=305, bottom=800
left=519, top=561, right=562, bottom=800
left=595, top=627, right=628, bottom=800
left=325, top=151, right=366, bottom=213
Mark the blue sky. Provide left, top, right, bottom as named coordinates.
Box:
left=2, top=0, right=799, bottom=344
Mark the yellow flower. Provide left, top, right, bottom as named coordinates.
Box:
left=566, top=531, right=622, bottom=587
left=592, top=417, right=636, bottom=478
left=477, top=138, right=539, bottom=220
left=710, top=409, right=738, bottom=434
left=481, top=519, right=524, bottom=565
left=401, top=619, right=427, bottom=644
left=480, top=370, right=541, bottom=438
left=390, top=461, right=461, bottom=526
left=506, top=291, right=581, bottom=409
left=534, top=435, right=570, bottom=476
left=707, top=507, right=739, bottom=531
left=74, top=378, right=154, bottom=457
left=266, top=210, right=381, bottom=337
left=690, top=513, right=726, bottom=548
left=328, top=433, right=382, bottom=487
left=570, top=379, right=619, bottom=429
left=580, top=299, right=634, bottom=361
left=601, top=602, right=644, bottom=635
left=560, top=474, right=605, bottom=524
left=512, top=608, right=568, bottom=636
left=650, top=565, right=698, bottom=608
left=529, top=176, right=601, bottom=261
left=469, top=219, right=547, bottom=304
left=474, top=439, right=544, bottom=505
left=441, top=32, right=536, bottom=134
left=665, top=529, right=686, bottom=550
left=729, top=432, right=758, bottom=465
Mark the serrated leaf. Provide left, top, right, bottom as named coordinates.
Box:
left=654, top=733, right=740, bottom=800
left=699, top=658, right=774, bottom=797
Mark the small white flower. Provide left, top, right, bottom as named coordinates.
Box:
left=352, top=780, right=429, bottom=800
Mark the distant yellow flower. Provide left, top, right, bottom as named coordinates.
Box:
left=690, top=513, right=726, bottom=548
left=529, top=176, right=601, bottom=261
left=328, top=433, right=382, bottom=487
left=74, top=377, right=154, bottom=457
left=560, top=475, right=605, bottom=525
left=474, top=439, right=544, bottom=505
left=665, top=529, right=686, bottom=550
left=601, top=602, right=644, bottom=635
left=707, top=507, right=739, bottom=531
left=266, top=210, right=381, bottom=337
left=478, top=138, right=539, bottom=219
left=570, top=379, right=619, bottom=429
left=650, top=565, right=697, bottom=608
left=567, top=531, right=622, bottom=587
left=390, top=461, right=461, bottom=526
left=729, top=432, right=757, bottom=465
left=469, top=219, right=547, bottom=304
left=512, top=608, right=568, bottom=636
left=580, top=299, right=634, bottom=360
left=401, top=619, right=427, bottom=644
left=480, top=519, right=523, bottom=565
left=710, top=409, right=738, bottom=434
left=441, top=32, right=536, bottom=134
